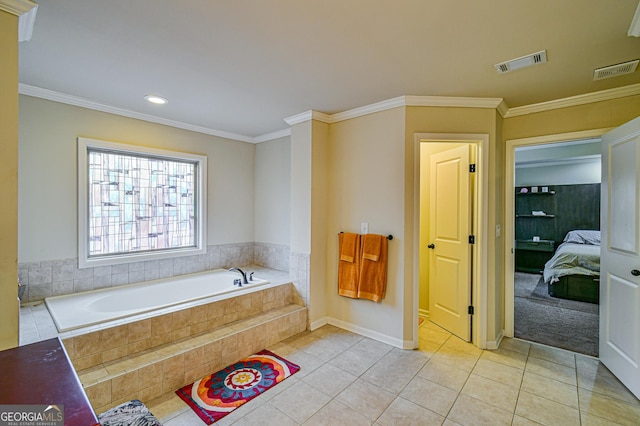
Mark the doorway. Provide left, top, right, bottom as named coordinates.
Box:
left=414, top=133, right=489, bottom=349
left=504, top=129, right=607, bottom=355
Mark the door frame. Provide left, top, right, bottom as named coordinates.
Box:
left=414, top=133, right=488, bottom=349
left=503, top=128, right=611, bottom=337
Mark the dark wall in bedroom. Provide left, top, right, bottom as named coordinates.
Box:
left=515, top=183, right=601, bottom=247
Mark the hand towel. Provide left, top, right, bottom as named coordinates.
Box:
left=357, top=234, right=388, bottom=303
left=362, top=233, right=382, bottom=261
left=340, top=232, right=358, bottom=263
left=338, top=233, right=361, bottom=298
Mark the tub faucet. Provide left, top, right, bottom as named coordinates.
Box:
left=228, top=267, right=248, bottom=284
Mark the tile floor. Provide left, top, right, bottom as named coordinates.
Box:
left=143, top=321, right=640, bottom=426
left=18, top=302, right=640, bottom=425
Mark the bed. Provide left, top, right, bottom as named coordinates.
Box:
left=543, top=230, right=601, bottom=304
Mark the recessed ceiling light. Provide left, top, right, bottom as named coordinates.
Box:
left=144, top=95, right=168, bottom=105
left=494, top=50, right=547, bottom=74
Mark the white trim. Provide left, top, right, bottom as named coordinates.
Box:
left=496, top=101, right=510, bottom=117
left=310, top=315, right=410, bottom=348
left=504, top=83, right=640, bottom=118
left=414, top=133, right=489, bottom=350
left=0, top=0, right=36, bottom=16
left=486, top=329, right=504, bottom=350
left=331, top=96, right=406, bottom=122
left=516, top=154, right=601, bottom=169
left=285, top=96, right=506, bottom=127
left=405, top=95, right=504, bottom=109
left=19, top=84, right=255, bottom=143
left=629, top=1, right=640, bottom=37
left=253, top=128, right=291, bottom=143
left=327, top=317, right=411, bottom=349
left=20, top=80, right=640, bottom=143
left=283, top=110, right=332, bottom=126
left=17, top=3, right=36, bottom=41
left=309, top=316, right=329, bottom=331
left=77, top=137, right=208, bottom=269
left=503, top=128, right=610, bottom=338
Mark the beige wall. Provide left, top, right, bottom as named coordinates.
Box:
left=310, top=120, right=330, bottom=325
left=0, top=10, right=19, bottom=350
left=18, top=96, right=257, bottom=263
left=326, top=107, right=407, bottom=344
left=503, top=95, right=640, bottom=141
left=290, top=120, right=312, bottom=254
left=321, top=96, right=639, bottom=347
left=406, top=106, right=502, bottom=344
left=255, top=137, right=291, bottom=245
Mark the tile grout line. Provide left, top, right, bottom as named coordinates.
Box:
left=508, top=338, right=530, bottom=425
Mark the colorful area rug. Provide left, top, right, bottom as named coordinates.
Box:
left=175, top=349, right=300, bottom=424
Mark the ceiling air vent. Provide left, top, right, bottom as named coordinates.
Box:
left=593, top=60, right=639, bottom=81
left=494, top=50, right=547, bottom=74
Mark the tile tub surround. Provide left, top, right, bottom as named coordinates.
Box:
left=69, top=282, right=306, bottom=414
left=18, top=242, right=290, bottom=303
left=63, top=281, right=302, bottom=371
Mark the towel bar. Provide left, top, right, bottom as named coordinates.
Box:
left=340, top=231, right=393, bottom=240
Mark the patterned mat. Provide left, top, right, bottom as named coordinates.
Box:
left=175, top=349, right=300, bottom=424
left=98, top=399, right=163, bottom=426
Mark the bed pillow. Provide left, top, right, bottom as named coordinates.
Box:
left=563, top=230, right=601, bottom=245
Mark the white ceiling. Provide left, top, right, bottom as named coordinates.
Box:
left=18, top=0, right=640, bottom=141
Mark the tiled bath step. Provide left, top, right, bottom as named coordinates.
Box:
left=78, top=303, right=306, bottom=415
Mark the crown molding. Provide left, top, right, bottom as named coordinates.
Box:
left=0, top=0, right=37, bottom=41
left=331, top=96, right=406, bottom=122
left=285, top=95, right=507, bottom=127
left=18, top=3, right=36, bottom=41
left=20, top=80, right=640, bottom=143
left=404, top=95, right=504, bottom=109
left=0, top=0, right=36, bottom=16
left=496, top=101, right=510, bottom=117
left=253, top=128, right=291, bottom=143
left=504, top=83, right=640, bottom=118
left=19, top=84, right=256, bottom=143
left=629, top=1, right=640, bottom=37
left=283, top=110, right=332, bottom=126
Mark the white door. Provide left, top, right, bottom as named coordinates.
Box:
left=600, top=116, right=640, bottom=399
left=428, top=145, right=472, bottom=341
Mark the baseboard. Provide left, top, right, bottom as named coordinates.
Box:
left=309, top=316, right=330, bottom=331
left=310, top=316, right=416, bottom=349
left=486, top=329, right=504, bottom=350
left=419, top=308, right=429, bottom=319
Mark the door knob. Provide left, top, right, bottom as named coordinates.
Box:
left=427, top=244, right=435, bottom=249
left=631, top=269, right=640, bottom=276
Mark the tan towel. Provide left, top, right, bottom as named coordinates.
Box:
left=358, top=234, right=388, bottom=303
left=338, top=233, right=360, bottom=298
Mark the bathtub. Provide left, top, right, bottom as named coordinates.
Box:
left=45, top=268, right=269, bottom=333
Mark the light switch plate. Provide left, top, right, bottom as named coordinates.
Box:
left=361, top=222, right=369, bottom=234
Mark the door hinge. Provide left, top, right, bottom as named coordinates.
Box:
left=469, top=235, right=475, bottom=244
left=469, top=164, right=476, bottom=173
left=468, top=305, right=474, bottom=315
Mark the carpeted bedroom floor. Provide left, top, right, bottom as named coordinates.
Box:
left=514, top=272, right=599, bottom=357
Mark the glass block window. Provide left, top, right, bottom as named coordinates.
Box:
left=78, top=138, right=207, bottom=268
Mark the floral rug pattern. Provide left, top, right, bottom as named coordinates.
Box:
left=175, top=349, right=300, bottom=424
